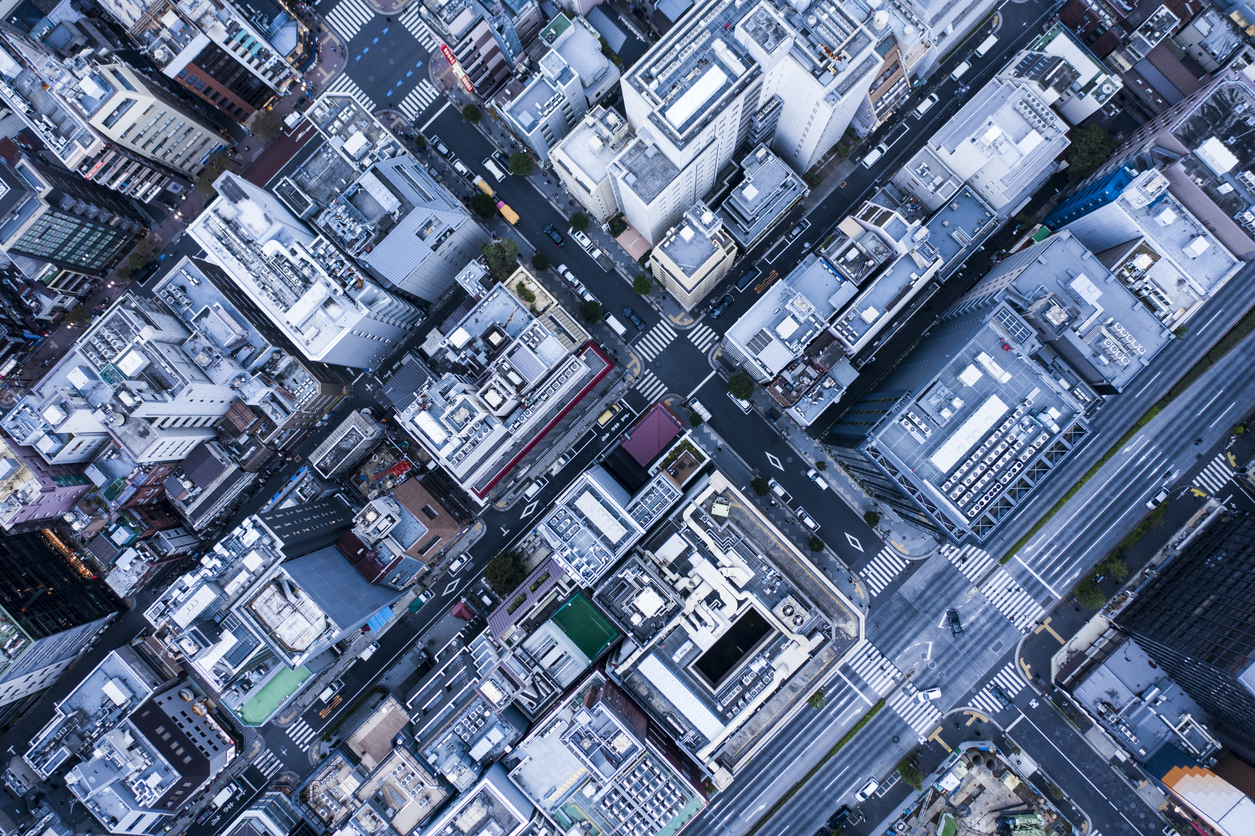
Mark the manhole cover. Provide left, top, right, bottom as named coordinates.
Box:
left=786, top=456, right=793, bottom=462
left=991, top=641, right=1004, bottom=652
left=928, top=661, right=937, bottom=669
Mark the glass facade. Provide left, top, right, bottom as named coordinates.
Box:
left=13, top=213, right=131, bottom=272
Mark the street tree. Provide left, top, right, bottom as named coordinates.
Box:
left=508, top=153, right=533, bottom=176
left=461, top=103, right=481, bottom=123
left=484, top=551, right=526, bottom=595
left=470, top=193, right=498, bottom=220
left=727, top=372, right=755, bottom=401
left=569, top=212, right=590, bottom=233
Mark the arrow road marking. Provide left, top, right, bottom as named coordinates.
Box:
left=766, top=452, right=783, bottom=470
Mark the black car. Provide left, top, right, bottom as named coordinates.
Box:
left=827, top=807, right=851, bottom=829
left=989, top=684, right=1012, bottom=709
left=622, top=306, right=646, bottom=331
left=544, top=225, right=565, bottom=246
left=946, top=608, right=962, bottom=636
left=708, top=293, right=734, bottom=319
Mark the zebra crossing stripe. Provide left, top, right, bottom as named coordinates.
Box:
left=859, top=547, right=908, bottom=596
left=887, top=684, right=942, bottom=736
left=635, top=371, right=666, bottom=402
left=845, top=641, right=901, bottom=696
left=689, top=324, right=719, bottom=352
left=400, top=6, right=439, bottom=49
left=288, top=719, right=318, bottom=747
left=398, top=81, right=439, bottom=119
left=970, top=689, right=1004, bottom=715
left=254, top=750, right=282, bottom=777
left=322, top=76, right=375, bottom=112
left=636, top=323, right=676, bottom=361
left=1192, top=455, right=1234, bottom=494
left=991, top=661, right=1025, bottom=696
left=326, top=0, right=374, bottom=40
left=942, top=543, right=995, bottom=583
left=980, top=568, right=1045, bottom=633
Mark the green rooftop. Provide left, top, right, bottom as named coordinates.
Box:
left=238, top=665, right=311, bottom=725
left=551, top=594, right=618, bottom=659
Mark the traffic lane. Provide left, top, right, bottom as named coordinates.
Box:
left=1008, top=706, right=1162, bottom=836
left=693, top=374, right=880, bottom=562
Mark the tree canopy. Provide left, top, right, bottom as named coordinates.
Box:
left=569, top=212, right=590, bottom=233
left=508, top=152, right=533, bottom=176
left=470, top=193, right=498, bottom=220
left=632, top=274, right=652, bottom=294
left=728, top=372, right=755, bottom=400
left=531, top=252, right=550, bottom=271
left=579, top=300, right=603, bottom=322
left=484, top=551, right=526, bottom=595
left=481, top=239, right=520, bottom=281
left=1066, top=125, right=1117, bottom=182
left=461, top=103, right=481, bottom=123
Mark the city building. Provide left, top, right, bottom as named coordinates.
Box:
left=716, top=144, right=809, bottom=250
left=400, top=264, right=611, bottom=504
left=828, top=298, right=1097, bottom=542
left=97, top=0, right=301, bottom=122
left=188, top=171, right=424, bottom=368
left=0, top=156, right=145, bottom=276
left=1050, top=168, right=1241, bottom=327
left=219, top=792, right=310, bottom=836
left=948, top=231, right=1173, bottom=392
left=418, top=764, right=534, bottom=836
left=0, top=433, right=96, bottom=532
left=65, top=686, right=235, bottom=835
left=24, top=647, right=168, bottom=780
left=163, top=440, right=257, bottom=531
left=1115, top=510, right=1255, bottom=756
left=649, top=201, right=737, bottom=310
left=614, top=0, right=881, bottom=243
left=153, top=257, right=346, bottom=449
left=338, top=478, right=470, bottom=588
left=275, top=105, right=490, bottom=303
left=311, top=411, right=384, bottom=478
left=848, top=0, right=932, bottom=135
left=83, top=63, right=225, bottom=177
left=0, top=29, right=189, bottom=204
left=424, top=0, right=540, bottom=94
left=506, top=671, right=706, bottom=836
left=893, top=77, right=1070, bottom=215
left=0, top=529, right=120, bottom=711
left=1078, top=68, right=1255, bottom=259
left=1001, top=23, right=1123, bottom=125
left=603, top=469, right=861, bottom=788
left=500, top=14, right=618, bottom=162
left=550, top=106, right=633, bottom=222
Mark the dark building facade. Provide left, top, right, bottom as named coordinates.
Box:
left=1115, top=510, right=1255, bottom=755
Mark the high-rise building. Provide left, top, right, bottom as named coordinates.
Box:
left=649, top=201, right=737, bottom=310
left=0, top=434, right=96, bottom=532
left=188, top=172, right=423, bottom=368
left=0, top=157, right=145, bottom=275
left=0, top=529, right=121, bottom=710
left=550, top=106, right=633, bottom=222
left=615, top=0, right=881, bottom=243
left=1115, top=510, right=1255, bottom=755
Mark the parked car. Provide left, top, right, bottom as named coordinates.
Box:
left=414, top=589, right=434, bottom=606
left=318, top=679, right=344, bottom=703
left=557, top=263, right=578, bottom=285
left=727, top=391, right=752, bottom=413
left=522, top=477, right=548, bottom=499
left=796, top=508, right=820, bottom=531
left=570, top=229, right=593, bottom=249
left=913, top=93, right=939, bottom=117
left=432, top=137, right=451, bottom=156
left=768, top=478, right=791, bottom=502
left=358, top=641, right=380, bottom=662
left=861, top=143, right=888, bottom=168
left=806, top=468, right=829, bottom=490
left=597, top=404, right=622, bottom=426
left=452, top=159, right=472, bottom=180
left=448, top=554, right=470, bottom=574
left=544, top=225, right=566, bottom=246
left=827, top=807, right=851, bottom=828
left=1146, top=486, right=1170, bottom=509
left=946, top=607, right=963, bottom=636
left=580, top=288, right=599, bottom=304
left=622, top=306, right=646, bottom=331
left=548, top=455, right=569, bottom=476
left=854, top=779, right=878, bottom=802
left=708, top=293, right=734, bottom=319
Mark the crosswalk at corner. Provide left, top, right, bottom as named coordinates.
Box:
left=287, top=718, right=318, bottom=749
left=636, top=322, right=676, bottom=361
left=399, top=5, right=440, bottom=50
left=688, top=323, right=720, bottom=353
left=980, top=567, right=1046, bottom=633
left=859, top=546, right=908, bottom=596
left=843, top=641, right=902, bottom=697
left=254, top=749, right=283, bottom=778
left=322, top=74, right=375, bottom=113
left=1192, top=453, right=1235, bottom=495
left=397, top=80, right=440, bottom=120
left=887, top=682, right=943, bottom=737
left=635, top=370, right=667, bottom=402
left=969, top=661, right=1027, bottom=715
left=941, top=543, right=995, bottom=583
left=325, top=0, right=374, bottom=41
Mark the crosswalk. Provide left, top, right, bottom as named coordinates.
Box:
left=399, top=4, right=441, bottom=50
left=397, top=80, right=441, bottom=119
left=322, top=73, right=375, bottom=112
left=1192, top=454, right=1234, bottom=495
left=688, top=323, right=720, bottom=354
left=980, top=568, right=1046, bottom=632
left=636, top=322, right=676, bottom=361
left=287, top=718, right=318, bottom=749
left=635, top=370, right=667, bottom=402
left=844, top=641, right=902, bottom=697
left=969, top=661, right=1027, bottom=715
left=942, top=543, right=996, bottom=584
left=325, top=0, right=374, bottom=41
left=887, top=682, right=943, bottom=738
left=859, top=546, right=908, bottom=597
left=254, top=749, right=283, bottom=779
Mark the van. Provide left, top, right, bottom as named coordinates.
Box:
left=604, top=313, right=628, bottom=338
left=913, top=93, right=939, bottom=117
left=358, top=641, right=379, bottom=662
left=688, top=398, right=712, bottom=422
left=521, top=478, right=547, bottom=500
left=950, top=61, right=971, bottom=80
left=974, top=33, right=998, bottom=57
left=318, top=679, right=344, bottom=703
left=854, top=779, right=879, bottom=802
left=861, top=143, right=888, bottom=169
left=452, top=159, right=472, bottom=180
left=482, top=156, right=508, bottom=181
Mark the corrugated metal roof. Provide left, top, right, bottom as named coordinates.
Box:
left=620, top=402, right=683, bottom=467
left=587, top=7, right=627, bottom=53
left=182, top=443, right=228, bottom=490
left=656, top=0, right=692, bottom=23
left=379, top=354, right=434, bottom=412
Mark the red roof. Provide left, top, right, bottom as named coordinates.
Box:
left=621, top=402, right=683, bottom=467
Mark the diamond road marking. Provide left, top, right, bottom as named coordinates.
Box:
left=443, top=581, right=459, bottom=596
left=766, top=452, right=783, bottom=471
left=520, top=501, right=539, bottom=518
left=845, top=533, right=864, bottom=552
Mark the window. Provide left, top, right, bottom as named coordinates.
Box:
left=421, top=504, right=439, bottom=520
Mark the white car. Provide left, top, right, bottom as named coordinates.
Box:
left=1146, top=486, right=1170, bottom=509
left=768, top=478, right=791, bottom=502
left=570, top=229, right=593, bottom=250
left=414, top=590, right=434, bottom=606
left=916, top=687, right=942, bottom=702
left=549, top=454, right=569, bottom=476
left=854, top=779, right=879, bottom=802
left=796, top=508, right=820, bottom=532
left=448, top=554, right=470, bottom=574
left=728, top=391, right=752, bottom=413
left=806, top=468, right=829, bottom=490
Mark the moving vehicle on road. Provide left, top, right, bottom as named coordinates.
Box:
left=913, top=93, right=939, bottom=117
left=917, top=687, right=942, bottom=702
left=548, top=455, right=569, bottom=476
left=989, top=684, right=1012, bottom=709
left=597, top=404, right=621, bottom=426
left=521, top=477, right=548, bottom=499
left=604, top=313, right=629, bottom=338
left=950, top=60, right=971, bottom=80
left=318, top=679, right=344, bottom=703
left=358, top=641, right=379, bottom=662
left=861, top=143, right=888, bottom=168
left=621, top=306, right=646, bottom=331
left=1146, top=486, right=1170, bottom=509
left=946, top=607, right=963, bottom=636
left=708, top=293, right=734, bottom=319
left=974, top=33, right=998, bottom=57
left=544, top=225, right=566, bottom=246
left=806, top=468, right=829, bottom=490
left=796, top=507, right=820, bottom=531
